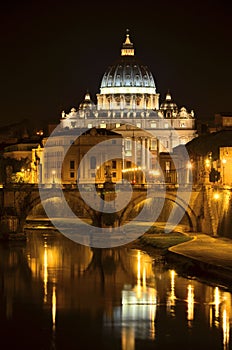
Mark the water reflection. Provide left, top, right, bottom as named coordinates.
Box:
left=52, top=285, right=56, bottom=330
left=120, top=250, right=157, bottom=348
left=214, top=286, right=220, bottom=322
left=44, top=240, right=48, bottom=302
left=0, top=230, right=231, bottom=349
left=167, top=270, right=176, bottom=316
left=187, top=284, right=194, bottom=324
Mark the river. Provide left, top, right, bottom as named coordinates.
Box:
left=0, top=229, right=231, bottom=350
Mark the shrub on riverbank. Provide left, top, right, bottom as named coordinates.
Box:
left=139, top=231, right=192, bottom=250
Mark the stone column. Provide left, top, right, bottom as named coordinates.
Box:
left=146, top=138, right=150, bottom=170
left=132, top=137, right=137, bottom=166
left=141, top=138, right=146, bottom=169
left=132, top=95, right=136, bottom=109
left=120, top=95, right=124, bottom=110
left=141, top=138, right=146, bottom=183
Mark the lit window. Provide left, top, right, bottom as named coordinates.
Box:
left=151, top=122, right=157, bottom=128
left=165, top=161, right=171, bottom=172
left=88, top=123, right=92, bottom=128
left=164, top=123, right=169, bottom=128
left=136, top=122, right=141, bottom=128
left=125, top=139, right=132, bottom=150
left=100, top=123, right=106, bottom=128
left=150, top=139, right=157, bottom=150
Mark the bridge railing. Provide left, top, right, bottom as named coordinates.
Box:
left=0, top=182, right=203, bottom=193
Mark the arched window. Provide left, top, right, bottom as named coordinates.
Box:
left=90, top=156, right=96, bottom=169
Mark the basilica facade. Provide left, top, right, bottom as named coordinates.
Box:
left=33, top=32, right=197, bottom=185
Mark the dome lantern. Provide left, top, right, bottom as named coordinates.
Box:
left=121, top=29, right=134, bottom=56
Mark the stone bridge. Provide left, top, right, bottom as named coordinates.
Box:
left=0, top=183, right=231, bottom=237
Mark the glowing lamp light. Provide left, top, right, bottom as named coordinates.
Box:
left=52, top=170, right=56, bottom=184
left=213, top=192, right=220, bottom=200
left=186, top=161, right=192, bottom=169
left=149, top=169, right=160, bottom=176
left=222, top=158, right=227, bottom=164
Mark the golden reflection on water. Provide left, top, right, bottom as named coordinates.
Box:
left=222, top=308, right=230, bottom=350
left=43, top=240, right=48, bottom=303
left=1, top=231, right=231, bottom=350
left=167, top=269, right=176, bottom=316
left=214, top=286, right=220, bottom=325
left=221, top=292, right=231, bottom=350
left=136, top=250, right=141, bottom=299
left=25, top=234, right=232, bottom=350
left=121, top=250, right=157, bottom=349
left=187, top=284, right=194, bottom=324
left=52, top=285, right=56, bottom=331
left=207, top=286, right=231, bottom=349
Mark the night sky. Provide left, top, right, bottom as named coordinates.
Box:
left=1, top=0, right=231, bottom=129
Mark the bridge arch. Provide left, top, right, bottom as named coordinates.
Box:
left=119, top=191, right=198, bottom=232
left=18, top=190, right=99, bottom=231
left=2, top=185, right=200, bottom=235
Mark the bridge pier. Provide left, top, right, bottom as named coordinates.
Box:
left=0, top=213, right=19, bottom=233
left=97, top=179, right=119, bottom=229
left=201, top=185, right=232, bottom=237
left=0, top=186, right=30, bottom=237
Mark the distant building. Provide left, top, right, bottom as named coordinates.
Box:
left=37, top=128, right=123, bottom=185
left=3, top=142, right=39, bottom=162
left=173, top=129, right=232, bottom=186
left=214, top=113, right=232, bottom=131
left=31, top=31, right=197, bottom=185
left=219, top=147, right=232, bottom=186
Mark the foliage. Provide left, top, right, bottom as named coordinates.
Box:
left=0, top=154, right=31, bottom=183
left=139, top=233, right=192, bottom=250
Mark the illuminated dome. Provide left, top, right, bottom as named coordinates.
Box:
left=100, top=32, right=156, bottom=95
left=79, top=92, right=96, bottom=111
left=160, top=91, right=178, bottom=118
left=78, top=92, right=96, bottom=118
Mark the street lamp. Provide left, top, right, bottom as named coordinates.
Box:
left=213, top=192, right=220, bottom=200
left=222, top=158, right=227, bottom=185
left=213, top=191, right=220, bottom=220
left=52, top=170, right=56, bottom=184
